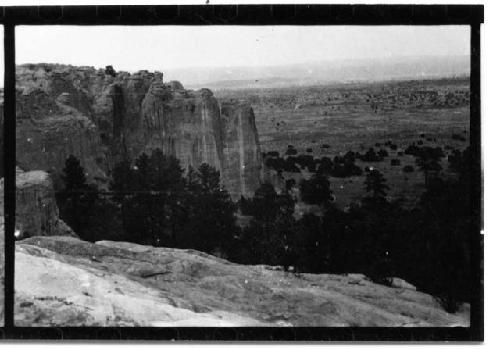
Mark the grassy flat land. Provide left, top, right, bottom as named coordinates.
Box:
left=216, top=78, right=470, bottom=208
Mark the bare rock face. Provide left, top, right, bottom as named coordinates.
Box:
left=15, top=236, right=470, bottom=327
left=140, top=84, right=224, bottom=174
left=16, top=65, right=110, bottom=187
left=4, top=168, right=76, bottom=239
left=221, top=102, right=263, bottom=198
left=15, top=64, right=263, bottom=198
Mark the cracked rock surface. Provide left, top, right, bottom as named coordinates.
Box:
left=15, top=236, right=469, bottom=327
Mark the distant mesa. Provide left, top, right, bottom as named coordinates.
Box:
left=12, top=63, right=264, bottom=199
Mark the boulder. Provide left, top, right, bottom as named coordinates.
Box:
left=386, top=277, right=418, bottom=291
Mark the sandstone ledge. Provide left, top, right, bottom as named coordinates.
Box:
left=15, top=236, right=469, bottom=327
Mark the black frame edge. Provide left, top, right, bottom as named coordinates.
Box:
left=0, top=4, right=484, bottom=341
left=3, top=22, right=15, bottom=334
left=0, top=5, right=484, bottom=25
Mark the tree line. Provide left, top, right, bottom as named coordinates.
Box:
left=56, top=146, right=472, bottom=313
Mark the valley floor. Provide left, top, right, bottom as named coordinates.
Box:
left=15, top=236, right=469, bottom=327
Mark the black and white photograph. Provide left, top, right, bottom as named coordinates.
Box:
left=9, top=23, right=478, bottom=329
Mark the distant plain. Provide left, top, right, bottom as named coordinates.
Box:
left=217, top=78, right=470, bottom=208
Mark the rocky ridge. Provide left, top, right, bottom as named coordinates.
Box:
left=15, top=236, right=469, bottom=327
left=15, top=63, right=263, bottom=198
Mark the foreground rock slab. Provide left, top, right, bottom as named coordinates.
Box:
left=15, top=236, right=469, bottom=327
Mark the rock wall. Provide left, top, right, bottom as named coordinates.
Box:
left=15, top=64, right=263, bottom=198
left=5, top=168, right=76, bottom=239
left=221, top=102, right=263, bottom=198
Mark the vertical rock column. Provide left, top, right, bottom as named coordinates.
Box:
left=221, top=102, right=263, bottom=199
left=12, top=169, right=75, bottom=238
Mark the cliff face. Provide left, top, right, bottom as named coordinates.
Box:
left=4, top=169, right=76, bottom=239
left=15, top=64, right=263, bottom=198
left=221, top=102, right=263, bottom=198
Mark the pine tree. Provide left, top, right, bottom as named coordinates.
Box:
left=61, top=155, right=87, bottom=191
left=416, top=156, right=442, bottom=187
left=364, top=168, right=389, bottom=202
left=56, top=155, right=98, bottom=240
left=110, top=149, right=187, bottom=247
left=180, top=163, right=237, bottom=256
left=299, top=174, right=332, bottom=205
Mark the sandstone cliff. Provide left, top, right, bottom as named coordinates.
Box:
left=15, top=64, right=263, bottom=198
left=0, top=168, right=76, bottom=239
left=15, top=236, right=469, bottom=327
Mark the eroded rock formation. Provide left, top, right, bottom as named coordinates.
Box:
left=2, top=168, right=76, bottom=239
left=221, top=101, right=263, bottom=197
left=15, top=64, right=263, bottom=198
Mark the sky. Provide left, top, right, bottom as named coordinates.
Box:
left=14, top=25, right=470, bottom=74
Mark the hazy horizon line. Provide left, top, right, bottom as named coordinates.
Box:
left=16, top=53, right=470, bottom=75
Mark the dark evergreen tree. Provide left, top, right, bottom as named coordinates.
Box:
left=110, top=149, right=185, bottom=247
left=57, top=155, right=122, bottom=242
left=56, top=155, right=97, bottom=238
left=180, top=163, right=238, bottom=256
left=364, top=169, right=389, bottom=203
left=235, top=183, right=296, bottom=267
left=299, top=174, right=332, bottom=205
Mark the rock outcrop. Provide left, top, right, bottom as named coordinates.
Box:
left=221, top=101, right=263, bottom=198
left=2, top=168, right=76, bottom=239
left=15, top=64, right=263, bottom=198
left=15, top=236, right=470, bottom=327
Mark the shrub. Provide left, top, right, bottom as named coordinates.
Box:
left=105, top=65, right=117, bottom=77
left=403, top=165, right=414, bottom=173
left=300, top=174, right=332, bottom=205
left=359, top=148, right=383, bottom=162
left=452, top=133, right=466, bottom=142
left=377, top=149, right=389, bottom=158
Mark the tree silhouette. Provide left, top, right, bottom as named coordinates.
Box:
left=364, top=169, right=389, bottom=202
left=299, top=174, right=332, bottom=205
left=61, top=155, right=87, bottom=191
left=56, top=155, right=99, bottom=240
left=180, top=163, right=237, bottom=256
left=413, top=146, right=444, bottom=186
left=416, top=156, right=442, bottom=187
left=110, top=149, right=185, bottom=246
